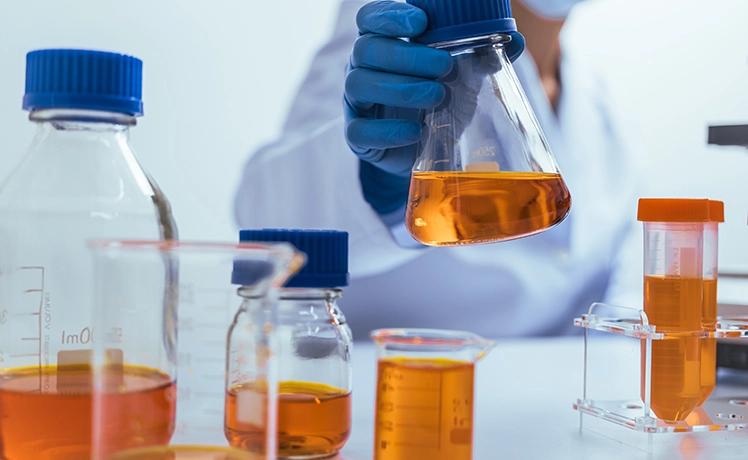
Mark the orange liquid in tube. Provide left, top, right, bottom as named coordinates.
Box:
left=642, top=276, right=702, bottom=421
left=699, top=278, right=717, bottom=405
left=406, top=171, right=571, bottom=246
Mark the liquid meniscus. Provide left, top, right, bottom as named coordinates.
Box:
left=405, top=171, right=571, bottom=246
left=642, top=276, right=702, bottom=421
left=225, top=381, right=351, bottom=458
left=0, top=365, right=175, bottom=460
left=375, top=358, right=475, bottom=460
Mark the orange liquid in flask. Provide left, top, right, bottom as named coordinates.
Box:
left=225, top=381, right=351, bottom=457
left=406, top=171, right=571, bottom=246
left=375, top=358, right=475, bottom=460
left=699, top=278, right=717, bottom=405
left=642, top=276, right=702, bottom=421
left=0, top=365, right=175, bottom=460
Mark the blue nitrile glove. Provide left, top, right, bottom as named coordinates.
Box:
left=344, top=0, right=454, bottom=216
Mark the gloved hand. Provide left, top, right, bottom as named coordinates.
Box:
left=344, top=0, right=453, bottom=216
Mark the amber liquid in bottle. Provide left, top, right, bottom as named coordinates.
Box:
left=375, top=358, right=475, bottom=460
left=406, top=171, right=571, bottom=246
left=698, top=278, right=717, bottom=405
left=225, top=381, right=351, bottom=458
left=0, top=365, right=175, bottom=460
left=642, top=276, right=703, bottom=421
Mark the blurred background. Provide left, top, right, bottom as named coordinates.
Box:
left=0, top=0, right=746, bottom=273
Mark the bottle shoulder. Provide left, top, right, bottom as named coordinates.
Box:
left=0, top=133, right=166, bottom=214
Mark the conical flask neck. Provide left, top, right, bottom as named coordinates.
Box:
left=431, top=33, right=512, bottom=54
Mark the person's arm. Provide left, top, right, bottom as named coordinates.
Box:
left=234, top=118, right=427, bottom=278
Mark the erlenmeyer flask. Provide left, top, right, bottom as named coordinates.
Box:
left=404, top=0, right=571, bottom=246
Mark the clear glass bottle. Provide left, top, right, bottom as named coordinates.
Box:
left=0, top=49, right=176, bottom=459
left=404, top=0, right=571, bottom=246
left=226, top=230, right=352, bottom=459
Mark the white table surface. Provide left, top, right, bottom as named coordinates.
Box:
left=332, top=337, right=748, bottom=460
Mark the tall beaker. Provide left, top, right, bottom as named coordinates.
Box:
left=404, top=0, right=571, bottom=246
left=370, top=329, right=494, bottom=460
left=88, top=240, right=303, bottom=460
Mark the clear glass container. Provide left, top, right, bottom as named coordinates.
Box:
left=89, top=240, right=303, bottom=460
left=405, top=34, right=571, bottom=246
left=370, top=329, right=494, bottom=460
left=0, top=105, right=177, bottom=459
left=226, top=287, right=353, bottom=459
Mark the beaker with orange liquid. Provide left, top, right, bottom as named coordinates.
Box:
left=88, top=240, right=302, bottom=460
left=226, top=230, right=353, bottom=459
left=638, top=199, right=712, bottom=422
left=370, top=329, right=494, bottom=460
left=698, top=200, right=724, bottom=406
left=404, top=0, right=571, bottom=246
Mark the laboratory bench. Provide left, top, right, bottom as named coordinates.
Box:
left=334, top=337, right=748, bottom=460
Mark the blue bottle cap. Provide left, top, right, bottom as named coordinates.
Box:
left=23, top=49, right=144, bottom=116
left=406, top=0, right=526, bottom=61
left=237, top=230, right=349, bottom=289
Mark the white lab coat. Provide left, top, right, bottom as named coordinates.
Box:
left=234, top=0, right=643, bottom=339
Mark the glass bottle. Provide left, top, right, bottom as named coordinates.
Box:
left=0, top=49, right=177, bottom=459
left=226, top=230, right=352, bottom=459
left=404, top=0, right=571, bottom=246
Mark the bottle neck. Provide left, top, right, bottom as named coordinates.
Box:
left=279, top=288, right=343, bottom=302
left=236, top=286, right=343, bottom=301
left=29, top=108, right=136, bottom=131
left=431, top=33, right=511, bottom=55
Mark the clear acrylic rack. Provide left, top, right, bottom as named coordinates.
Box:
left=573, top=303, right=748, bottom=452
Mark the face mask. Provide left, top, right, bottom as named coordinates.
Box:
left=519, top=0, right=586, bottom=20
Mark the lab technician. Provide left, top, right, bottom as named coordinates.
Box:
left=235, top=0, right=641, bottom=339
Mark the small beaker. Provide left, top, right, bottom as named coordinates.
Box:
left=370, top=329, right=494, bottom=460
left=88, top=240, right=303, bottom=460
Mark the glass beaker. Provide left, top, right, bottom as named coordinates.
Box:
left=638, top=199, right=709, bottom=422
left=404, top=0, right=571, bottom=246
left=0, top=49, right=177, bottom=460
left=88, top=240, right=304, bottom=460
left=370, top=329, right=494, bottom=460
